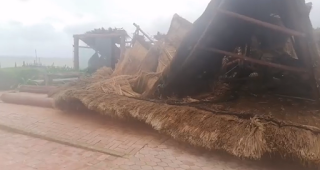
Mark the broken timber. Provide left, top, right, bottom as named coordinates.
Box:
left=200, top=47, right=308, bottom=73
left=133, top=23, right=174, bottom=59
left=164, top=0, right=320, bottom=101
left=217, top=9, right=305, bottom=37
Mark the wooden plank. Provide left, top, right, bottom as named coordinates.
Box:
left=218, top=9, right=305, bottom=37
left=73, top=33, right=124, bottom=39
left=200, top=47, right=308, bottom=73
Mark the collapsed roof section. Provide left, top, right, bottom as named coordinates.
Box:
left=157, top=0, right=320, bottom=100
left=112, top=14, right=192, bottom=77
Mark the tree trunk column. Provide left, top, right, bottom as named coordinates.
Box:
left=120, top=35, right=126, bottom=61
left=73, top=37, right=80, bottom=70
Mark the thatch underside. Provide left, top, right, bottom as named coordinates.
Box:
left=53, top=83, right=320, bottom=165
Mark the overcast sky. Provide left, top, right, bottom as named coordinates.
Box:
left=0, top=0, right=318, bottom=58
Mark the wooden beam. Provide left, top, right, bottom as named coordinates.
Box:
left=200, top=47, right=308, bottom=73
left=217, top=9, right=306, bottom=37
left=120, top=35, right=126, bottom=61
left=73, top=33, right=124, bottom=39
left=133, top=23, right=155, bottom=43
left=132, top=23, right=174, bottom=61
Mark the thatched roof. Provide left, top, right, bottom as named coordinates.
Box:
left=83, top=27, right=127, bottom=44
left=52, top=0, right=320, bottom=167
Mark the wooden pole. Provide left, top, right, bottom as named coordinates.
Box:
left=73, top=37, right=80, bottom=70
left=120, top=35, right=126, bottom=61
left=35, top=49, right=38, bottom=65
left=200, top=47, right=308, bottom=73
left=1, top=93, right=54, bottom=108
left=19, top=85, right=57, bottom=94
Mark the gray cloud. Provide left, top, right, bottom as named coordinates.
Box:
left=43, top=17, right=65, bottom=24
left=310, top=1, right=320, bottom=28
left=0, top=22, right=70, bottom=57
left=0, top=21, right=65, bottom=41
left=0, top=0, right=319, bottom=59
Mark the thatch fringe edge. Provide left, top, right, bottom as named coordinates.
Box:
left=53, top=91, right=320, bottom=165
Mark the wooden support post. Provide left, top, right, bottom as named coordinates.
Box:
left=120, top=35, right=126, bottom=60
left=73, top=37, right=80, bottom=70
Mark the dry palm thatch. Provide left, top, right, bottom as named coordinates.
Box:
left=112, top=41, right=149, bottom=76
left=51, top=64, right=320, bottom=166
left=156, top=14, right=192, bottom=73
left=53, top=85, right=320, bottom=165
left=51, top=2, right=320, bottom=167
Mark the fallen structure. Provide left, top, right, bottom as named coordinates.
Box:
left=50, top=0, right=320, bottom=167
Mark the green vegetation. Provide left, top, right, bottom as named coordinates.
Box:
left=0, top=67, right=82, bottom=90
left=0, top=67, right=40, bottom=89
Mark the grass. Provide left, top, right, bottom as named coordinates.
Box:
left=0, top=67, right=83, bottom=90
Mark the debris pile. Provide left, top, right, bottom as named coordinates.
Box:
left=154, top=0, right=320, bottom=101
left=51, top=0, right=320, bottom=166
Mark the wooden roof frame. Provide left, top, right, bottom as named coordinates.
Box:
left=73, top=32, right=126, bottom=39
left=72, top=33, right=127, bottom=71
